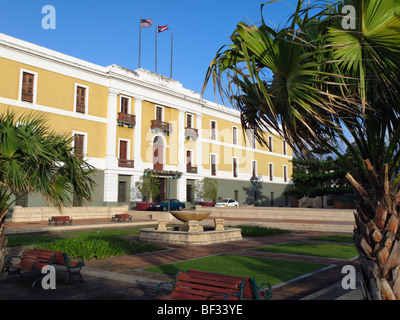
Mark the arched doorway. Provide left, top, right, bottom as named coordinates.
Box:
left=153, top=135, right=164, bottom=171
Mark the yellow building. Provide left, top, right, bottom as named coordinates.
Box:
left=0, top=32, right=293, bottom=208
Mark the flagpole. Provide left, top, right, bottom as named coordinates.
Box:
left=155, top=25, right=158, bottom=74
left=139, top=17, right=142, bottom=69
left=170, top=32, right=173, bottom=78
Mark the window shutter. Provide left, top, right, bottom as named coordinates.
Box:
left=76, top=86, right=86, bottom=113
left=121, top=97, right=129, bottom=114
left=74, top=134, right=84, bottom=158
left=21, top=72, right=34, bottom=102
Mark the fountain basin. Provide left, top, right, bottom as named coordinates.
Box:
left=170, top=210, right=211, bottom=222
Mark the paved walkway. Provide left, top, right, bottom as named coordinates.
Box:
left=0, top=217, right=363, bottom=301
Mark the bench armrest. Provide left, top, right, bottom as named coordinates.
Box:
left=5, top=255, right=22, bottom=266
left=155, top=280, right=175, bottom=298
left=253, top=281, right=273, bottom=300
left=66, top=255, right=85, bottom=268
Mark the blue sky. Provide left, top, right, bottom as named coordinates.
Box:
left=0, top=0, right=299, bottom=103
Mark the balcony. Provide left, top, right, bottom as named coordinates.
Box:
left=118, top=112, right=136, bottom=128
left=185, top=127, right=198, bottom=140
left=186, top=166, right=198, bottom=174
left=151, top=120, right=172, bottom=135
left=153, top=163, right=164, bottom=171
left=118, top=159, right=134, bottom=168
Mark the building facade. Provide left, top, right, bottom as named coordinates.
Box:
left=0, top=33, right=293, bottom=208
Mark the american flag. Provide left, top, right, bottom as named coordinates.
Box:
left=158, top=25, right=169, bottom=33
left=141, top=19, right=152, bottom=27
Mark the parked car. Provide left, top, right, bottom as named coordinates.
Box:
left=151, top=199, right=185, bottom=211
left=214, top=198, right=239, bottom=207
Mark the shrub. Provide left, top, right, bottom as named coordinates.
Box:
left=35, top=235, right=162, bottom=260
left=235, top=225, right=290, bottom=237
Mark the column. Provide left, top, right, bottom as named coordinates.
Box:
left=103, top=171, right=118, bottom=204
left=178, top=110, right=185, bottom=173
left=133, top=98, right=143, bottom=169
left=196, top=114, right=203, bottom=175
left=177, top=176, right=187, bottom=202
left=103, top=88, right=119, bottom=205
left=105, top=88, right=118, bottom=168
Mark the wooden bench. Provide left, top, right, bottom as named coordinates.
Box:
left=111, top=213, right=132, bottom=222
left=155, top=269, right=272, bottom=300
left=4, top=249, right=56, bottom=289
left=48, top=216, right=72, bottom=226
left=33, top=248, right=85, bottom=283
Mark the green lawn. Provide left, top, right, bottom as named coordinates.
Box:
left=250, top=242, right=358, bottom=259
left=6, top=228, right=143, bottom=247
left=143, top=254, right=329, bottom=286
left=306, top=235, right=353, bottom=243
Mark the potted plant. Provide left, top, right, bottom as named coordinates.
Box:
left=195, top=177, right=218, bottom=206
left=135, top=173, right=161, bottom=210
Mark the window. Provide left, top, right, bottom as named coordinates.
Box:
left=187, top=184, right=193, bottom=202
left=186, top=113, right=193, bottom=128
left=75, top=85, right=87, bottom=113
left=251, top=160, right=257, bottom=179
left=232, top=126, right=238, bottom=145
left=270, top=192, right=274, bottom=206
left=233, top=157, right=238, bottom=178
left=283, top=165, right=288, bottom=183
left=156, top=106, right=163, bottom=121
left=21, top=72, right=35, bottom=103
left=121, top=97, right=129, bottom=114
left=73, top=133, right=85, bottom=159
left=186, top=150, right=193, bottom=167
left=211, top=154, right=217, bottom=176
left=269, top=163, right=274, bottom=181
left=283, top=140, right=287, bottom=155
left=234, top=190, right=239, bottom=202
left=118, top=181, right=127, bottom=203
left=268, top=136, right=273, bottom=152
left=119, top=140, right=128, bottom=160
left=211, top=120, right=217, bottom=140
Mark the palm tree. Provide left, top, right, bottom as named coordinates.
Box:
left=0, top=111, right=96, bottom=271
left=203, top=0, right=400, bottom=299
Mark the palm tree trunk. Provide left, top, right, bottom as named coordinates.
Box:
left=0, top=212, right=7, bottom=273
left=347, top=161, right=400, bottom=300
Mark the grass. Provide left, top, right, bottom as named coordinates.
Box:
left=63, top=228, right=142, bottom=237
left=143, top=254, right=329, bottom=286
left=6, top=235, right=59, bottom=247
left=306, top=235, right=353, bottom=243
left=234, top=225, right=290, bottom=237
left=250, top=242, right=358, bottom=259
left=6, top=228, right=144, bottom=247
left=7, top=227, right=163, bottom=260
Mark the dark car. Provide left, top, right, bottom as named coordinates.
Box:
left=151, top=199, right=185, bottom=211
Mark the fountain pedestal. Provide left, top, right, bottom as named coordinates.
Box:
left=139, top=211, right=242, bottom=246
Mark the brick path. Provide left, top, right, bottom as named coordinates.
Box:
left=2, top=217, right=361, bottom=300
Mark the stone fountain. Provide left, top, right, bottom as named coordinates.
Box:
left=139, top=210, right=242, bottom=246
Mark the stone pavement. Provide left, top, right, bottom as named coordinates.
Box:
left=0, top=216, right=363, bottom=301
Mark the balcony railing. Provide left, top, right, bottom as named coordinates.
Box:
left=118, top=112, right=136, bottom=127
left=151, top=120, right=172, bottom=135
left=76, top=104, right=86, bottom=113
left=184, top=127, right=198, bottom=139
left=186, top=166, right=198, bottom=174
left=118, top=159, right=134, bottom=168
left=153, top=163, right=164, bottom=171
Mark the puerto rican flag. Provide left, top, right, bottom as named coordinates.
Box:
left=158, top=25, right=169, bottom=33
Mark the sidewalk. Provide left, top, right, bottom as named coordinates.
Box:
left=0, top=216, right=363, bottom=300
